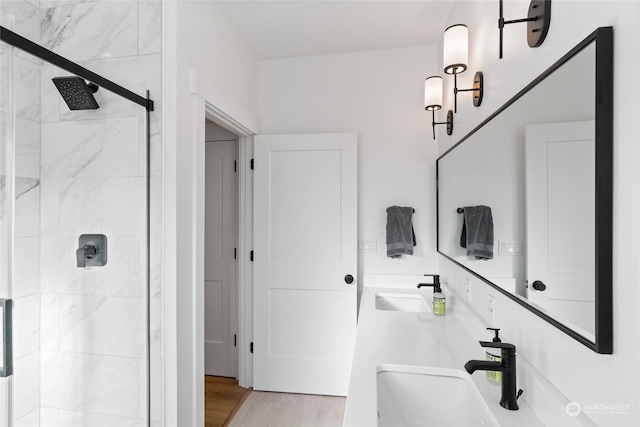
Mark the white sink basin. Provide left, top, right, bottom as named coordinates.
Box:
left=375, top=293, right=431, bottom=313
left=377, top=364, right=499, bottom=427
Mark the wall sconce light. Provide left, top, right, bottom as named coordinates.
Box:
left=424, top=76, right=453, bottom=140
left=498, top=0, right=551, bottom=59
left=443, top=24, right=483, bottom=113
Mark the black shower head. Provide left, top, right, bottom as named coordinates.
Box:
left=52, top=76, right=100, bottom=110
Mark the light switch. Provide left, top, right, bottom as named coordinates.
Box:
left=498, top=240, right=523, bottom=256
left=514, top=241, right=522, bottom=255
left=358, top=238, right=377, bottom=253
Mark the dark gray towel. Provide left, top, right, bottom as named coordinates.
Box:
left=460, top=205, right=494, bottom=260
left=386, top=206, right=416, bottom=258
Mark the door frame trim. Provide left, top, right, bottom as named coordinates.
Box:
left=188, top=67, right=258, bottom=422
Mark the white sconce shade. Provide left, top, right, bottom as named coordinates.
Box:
left=424, top=76, right=443, bottom=111
left=424, top=76, right=453, bottom=140
left=444, top=24, right=468, bottom=75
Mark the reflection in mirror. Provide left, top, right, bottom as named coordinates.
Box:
left=437, top=27, right=612, bottom=353
left=525, top=120, right=595, bottom=340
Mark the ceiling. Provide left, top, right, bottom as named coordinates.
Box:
left=215, top=1, right=455, bottom=60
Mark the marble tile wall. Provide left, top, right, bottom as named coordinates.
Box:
left=1, top=0, right=162, bottom=425
left=8, top=26, right=43, bottom=427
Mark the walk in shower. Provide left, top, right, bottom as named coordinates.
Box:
left=0, top=1, right=161, bottom=425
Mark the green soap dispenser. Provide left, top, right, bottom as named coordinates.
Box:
left=417, top=274, right=446, bottom=315
left=486, top=327, right=502, bottom=384
left=433, top=286, right=446, bottom=316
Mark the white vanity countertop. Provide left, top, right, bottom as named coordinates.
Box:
left=343, top=274, right=544, bottom=427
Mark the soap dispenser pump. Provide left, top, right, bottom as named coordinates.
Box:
left=417, top=274, right=446, bottom=315
left=486, top=327, right=502, bottom=384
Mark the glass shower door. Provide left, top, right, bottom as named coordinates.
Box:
left=0, top=17, right=154, bottom=425
left=0, top=15, right=15, bottom=427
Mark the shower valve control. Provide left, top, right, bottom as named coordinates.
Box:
left=76, top=234, right=108, bottom=268
left=83, top=243, right=97, bottom=258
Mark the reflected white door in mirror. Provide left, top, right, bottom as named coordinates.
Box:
left=525, top=121, right=595, bottom=341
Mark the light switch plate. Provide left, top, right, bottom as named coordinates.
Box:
left=498, top=240, right=523, bottom=256
left=358, top=238, right=377, bottom=253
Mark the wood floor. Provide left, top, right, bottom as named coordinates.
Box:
left=205, top=376, right=252, bottom=427
left=205, top=376, right=346, bottom=427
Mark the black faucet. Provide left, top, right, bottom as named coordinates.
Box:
left=417, top=274, right=441, bottom=292
left=464, top=341, right=520, bottom=410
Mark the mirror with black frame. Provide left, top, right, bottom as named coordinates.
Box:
left=437, top=27, right=613, bottom=353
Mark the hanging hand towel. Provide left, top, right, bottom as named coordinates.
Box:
left=386, top=206, right=416, bottom=258
left=460, top=205, right=494, bottom=260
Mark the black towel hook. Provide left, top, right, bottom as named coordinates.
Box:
left=457, top=207, right=464, bottom=214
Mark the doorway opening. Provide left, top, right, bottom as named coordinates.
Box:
left=204, top=120, right=250, bottom=425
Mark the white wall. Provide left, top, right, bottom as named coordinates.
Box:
left=206, top=121, right=239, bottom=141
left=438, top=1, right=640, bottom=425
left=259, top=45, right=440, bottom=294
left=163, top=2, right=259, bottom=425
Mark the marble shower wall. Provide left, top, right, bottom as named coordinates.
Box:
left=1, top=0, right=162, bottom=425
left=0, top=11, right=44, bottom=424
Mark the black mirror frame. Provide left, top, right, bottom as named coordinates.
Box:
left=436, top=27, right=613, bottom=354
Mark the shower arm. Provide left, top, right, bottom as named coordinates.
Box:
left=0, top=25, right=154, bottom=111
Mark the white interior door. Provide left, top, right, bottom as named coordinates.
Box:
left=253, top=133, right=357, bottom=396
left=525, top=121, right=595, bottom=335
left=204, top=140, right=238, bottom=377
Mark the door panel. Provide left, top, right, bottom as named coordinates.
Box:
left=253, top=133, right=357, bottom=396
left=267, top=289, right=341, bottom=359
left=268, top=150, right=342, bottom=266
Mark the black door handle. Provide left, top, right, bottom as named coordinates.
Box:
left=532, top=280, right=547, bottom=291
left=344, top=274, right=354, bottom=284
left=0, top=298, right=13, bottom=378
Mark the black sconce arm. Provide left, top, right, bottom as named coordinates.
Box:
left=452, top=72, right=484, bottom=113
left=430, top=109, right=454, bottom=140
left=499, top=0, right=551, bottom=59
